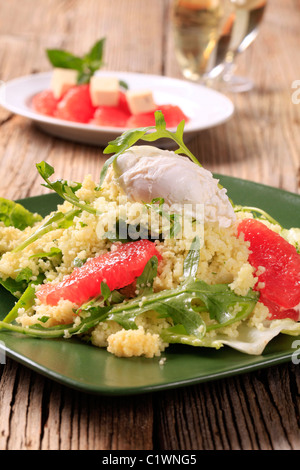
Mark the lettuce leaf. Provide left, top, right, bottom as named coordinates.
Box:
left=0, top=197, right=42, bottom=230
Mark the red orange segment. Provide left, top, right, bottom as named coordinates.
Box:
left=36, top=239, right=161, bottom=306
left=237, top=218, right=300, bottom=320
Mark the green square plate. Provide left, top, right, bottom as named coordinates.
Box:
left=0, top=175, right=300, bottom=396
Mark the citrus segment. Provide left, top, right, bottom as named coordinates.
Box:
left=36, top=239, right=161, bottom=306
left=237, top=218, right=300, bottom=320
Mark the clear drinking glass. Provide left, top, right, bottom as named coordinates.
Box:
left=221, top=0, right=267, bottom=92
left=171, top=0, right=267, bottom=91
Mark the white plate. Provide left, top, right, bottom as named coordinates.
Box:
left=0, top=71, right=234, bottom=147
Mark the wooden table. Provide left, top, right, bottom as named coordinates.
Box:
left=0, top=0, right=300, bottom=451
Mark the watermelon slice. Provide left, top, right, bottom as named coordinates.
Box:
left=32, top=90, right=59, bottom=117
left=93, top=106, right=130, bottom=127
left=36, top=239, right=161, bottom=306
left=55, top=84, right=96, bottom=123
left=237, top=218, right=300, bottom=320
left=126, top=104, right=189, bottom=129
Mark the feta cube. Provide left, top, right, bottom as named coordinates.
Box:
left=126, top=90, right=156, bottom=115
left=90, top=76, right=120, bottom=107
left=51, top=68, right=78, bottom=99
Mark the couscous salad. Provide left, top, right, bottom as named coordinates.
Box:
left=0, top=111, right=300, bottom=359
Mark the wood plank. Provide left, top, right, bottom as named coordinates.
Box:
left=154, top=364, right=300, bottom=450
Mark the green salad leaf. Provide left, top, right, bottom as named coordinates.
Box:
left=36, top=161, right=99, bottom=215
left=0, top=197, right=42, bottom=230
left=12, top=208, right=80, bottom=253
left=0, top=276, right=31, bottom=298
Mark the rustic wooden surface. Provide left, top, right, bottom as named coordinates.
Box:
left=0, top=0, right=300, bottom=450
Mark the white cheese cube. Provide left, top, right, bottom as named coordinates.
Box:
left=126, top=90, right=156, bottom=115
left=90, top=76, right=120, bottom=107
left=51, top=68, right=78, bottom=99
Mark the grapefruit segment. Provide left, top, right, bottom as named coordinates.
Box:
left=36, top=239, right=161, bottom=306
left=237, top=218, right=300, bottom=320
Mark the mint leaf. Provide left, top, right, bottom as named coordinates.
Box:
left=46, top=37, right=106, bottom=84
left=84, top=38, right=105, bottom=67
left=119, top=80, right=129, bottom=90
left=46, top=50, right=84, bottom=71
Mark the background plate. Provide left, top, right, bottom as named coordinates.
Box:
left=0, top=176, right=300, bottom=396
left=0, top=71, right=234, bottom=146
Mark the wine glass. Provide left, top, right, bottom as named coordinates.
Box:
left=171, top=0, right=235, bottom=85
left=220, top=0, right=268, bottom=92
left=171, top=0, right=267, bottom=92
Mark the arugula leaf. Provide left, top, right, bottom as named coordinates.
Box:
left=12, top=208, right=80, bottom=253
left=0, top=276, right=30, bottom=298
left=0, top=269, right=44, bottom=298
left=100, top=281, right=111, bottom=303
left=182, top=236, right=201, bottom=281
left=107, top=277, right=258, bottom=337
left=0, top=237, right=258, bottom=348
left=0, top=305, right=112, bottom=338
left=0, top=272, right=45, bottom=326
left=99, top=110, right=201, bottom=187
left=0, top=197, right=42, bottom=230
left=15, top=267, right=33, bottom=283
left=160, top=324, right=223, bottom=349
left=103, top=218, right=151, bottom=243
left=29, top=247, right=62, bottom=261
left=36, top=161, right=99, bottom=215
left=144, top=198, right=182, bottom=239
left=233, top=205, right=280, bottom=227
left=135, top=256, right=158, bottom=296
